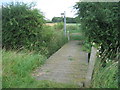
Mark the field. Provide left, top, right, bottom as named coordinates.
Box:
left=46, top=23, right=80, bottom=26
left=46, top=23, right=57, bottom=26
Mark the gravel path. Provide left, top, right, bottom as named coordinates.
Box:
left=33, top=40, right=88, bottom=87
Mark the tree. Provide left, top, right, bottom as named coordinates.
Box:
left=52, top=17, right=77, bottom=23
left=52, top=17, right=63, bottom=22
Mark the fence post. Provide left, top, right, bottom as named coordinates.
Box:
left=85, top=47, right=97, bottom=87
left=67, top=30, right=70, bottom=41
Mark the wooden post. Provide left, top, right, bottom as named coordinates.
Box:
left=67, top=30, right=70, bottom=41
left=85, top=47, right=97, bottom=87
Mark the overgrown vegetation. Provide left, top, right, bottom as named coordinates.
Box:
left=74, top=2, right=119, bottom=60
left=2, top=2, right=67, bottom=57
left=92, top=58, right=118, bottom=88
left=74, top=2, right=119, bottom=88
left=2, top=2, right=68, bottom=88
left=2, top=50, right=78, bottom=88
left=53, top=22, right=64, bottom=31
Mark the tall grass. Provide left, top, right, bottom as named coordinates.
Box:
left=2, top=50, right=46, bottom=88
left=41, top=24, right=68, bottom=57
left=91, top=58, right=118, bottom=88
left=2, top=22, right=68, bottom=88
left=48, top=30, right=68, bottom=55
left=2, top=50, right=78, bottom=88
left=53, top=22, right=64, bottom=31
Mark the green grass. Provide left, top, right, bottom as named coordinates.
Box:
left=69, top=29, right=81, bottom=33
left=66, top=23, right=80, bottom=32
left=70, top=34, right=82, bottom=40
left=66, top=23, right=83, bottom=41
left=91, top=58, right=118, bottom=88
left=81, top=41, right=92, bottom=53
left=2, top=50, right=78, bottom=88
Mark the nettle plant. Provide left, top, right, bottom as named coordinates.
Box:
left=74, top=2, right=120, bottom=61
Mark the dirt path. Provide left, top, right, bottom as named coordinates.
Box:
left=33, top=40, right=88, bottom=87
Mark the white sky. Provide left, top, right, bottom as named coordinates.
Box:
left=0, top=0, right=80, bottom=20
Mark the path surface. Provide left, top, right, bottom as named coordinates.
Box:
left=33, top=40, right=88, bottom=86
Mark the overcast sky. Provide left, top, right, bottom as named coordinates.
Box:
left=0, top=0, right=80, bottom=20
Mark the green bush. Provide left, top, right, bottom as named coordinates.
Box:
left=2, top=2, right=67, bottom=57
left=74, top=2, right=119, bottom=88
left=2, top=2, right=45, bottom=50
left=82, top=40, right=92, bottom=53
left=54, top=22, right=64, bottom=30
left=74, top=2, right=120, bottom=61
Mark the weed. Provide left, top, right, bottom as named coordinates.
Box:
left=91, top=58, right=118, bottom=88
left=68, top=56, right=74, bottom=61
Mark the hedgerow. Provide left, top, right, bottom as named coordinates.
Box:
left=74, top=2, right=119, bottom=88
left=2, top=2, right=45, bottom=50
left=74, top=2, right=120, bottom=61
